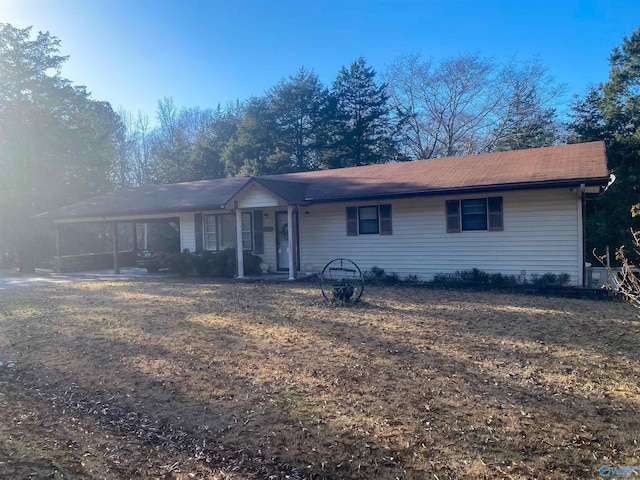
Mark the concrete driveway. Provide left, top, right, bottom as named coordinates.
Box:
left=0, top=267, right=174, bottom=290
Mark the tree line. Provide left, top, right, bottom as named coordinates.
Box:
left=115, top=54, right=564, bottom=187
left=1, top=21, right=639, bottom=270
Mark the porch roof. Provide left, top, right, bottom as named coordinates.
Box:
left=38, top=141, right=609, bottom=220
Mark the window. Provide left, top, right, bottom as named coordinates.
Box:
left=446, top=197, right=503, bottom=233
left=359, top=206, right=379, bottom=234
left=346, top=204, right=392, bottom=235
left=462, top=198, right=487, bottom=231
left=241, top=212, right=253, bottom=250
left=204, top=215, right=217, bottom=250
left=203, top=214, right=236, bottom=251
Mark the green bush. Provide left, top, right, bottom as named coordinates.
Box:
left=432, top=268, right=491, bottom=288
left=189, top=249, right=262, bottom=277
left=529, top=272, right=571, bottom=287
left=166, top=252, right=193, bottom=277
left=243, top=251, right=262, bottom=275
left=365, top=266, right=402, bottom=285
left=431, top=268, right=572, bottom=289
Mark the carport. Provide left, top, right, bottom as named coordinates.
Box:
left=52, top=216, right=180, bottom=274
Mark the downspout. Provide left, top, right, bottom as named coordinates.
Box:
left=581, top=183, right=586, bottom=287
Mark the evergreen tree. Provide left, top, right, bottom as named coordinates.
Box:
left=222, top=97, right=289, bottom=176
left=267, top=67, right=328, bottom=171
left=569, top=26, right=640, bottom=260
left=191, top=103, right=243, bottom=179
left=326, top=57, right=402, bottom=168
left=0, top=24, right=120, bottom=270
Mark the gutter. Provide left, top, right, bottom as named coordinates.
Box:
left=302, top=177, right=612, bottom=205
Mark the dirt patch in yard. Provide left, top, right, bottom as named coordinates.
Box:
left=0, top=280, right=639, bottom=479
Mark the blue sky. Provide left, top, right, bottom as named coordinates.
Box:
left=2, top=0, right=639, bottom=124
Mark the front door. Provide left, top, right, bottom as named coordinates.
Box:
left=275, top=211, right=289, bottom=271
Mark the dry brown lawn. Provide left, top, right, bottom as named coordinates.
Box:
left=0, top=279, right=639, bottom=479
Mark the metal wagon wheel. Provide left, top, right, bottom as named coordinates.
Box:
left=320, top=258, right=364, bottom=303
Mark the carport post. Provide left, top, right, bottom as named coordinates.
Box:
left=54, top=224, right=62, bottom=272
left=287, top=205, right=295, bottom=280
left=112, top=221, right=120, bottom=274
left=131, top=222, right=137, bottom=253
left=235, top=208, right=244, bottom=278
left=54, top=223, right=61, bottom=258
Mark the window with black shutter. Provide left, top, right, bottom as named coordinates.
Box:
left=446, top=200, right=460, bottom=233
left=346, top=207, right=358, bottom=236
left=346, top=205, right=393, bottom=235
left=446, top=197, right=503, bottom=232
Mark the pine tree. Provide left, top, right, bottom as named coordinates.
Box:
left=0, top=24, right=120, bottom=270
left=326, top=57, right=402, bottom=168
left=569, top=26, right=640, bottom=260
left=267, top=68, right=328, bottom=171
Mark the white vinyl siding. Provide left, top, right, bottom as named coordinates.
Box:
left=298, top=188, right=582, bottom=285
left=237, top=185, right=280, bottom=208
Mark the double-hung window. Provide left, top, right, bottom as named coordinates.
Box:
left=446, top=197, right=503, bottom=232
left=346, top=204, right=392, bottom=235
left=461, top=198, right=488, bottom=231
left=203, top=214, right=236, bottom=251
left=203, top=212, right=254, bottom=251
left=358, top=206, right=380, bottom=234
left=241, top=212, right=253, bottom=250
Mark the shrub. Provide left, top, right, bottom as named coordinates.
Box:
left=404, top=274, right=421, bottom=284
left=166, top=252, right=193, bottom=277
left=364, top=266, right=402, bottom=285
left=431, top=268, right=571, bottom=290
left=189, top=249, right=262, bottom=278
left=529, top=272, right=571, bottom=287
left=432, top=268, right=492, bottom=288
left=243, top=251, right=262, bottom=275
left=369, top=266, right=386, bottom=279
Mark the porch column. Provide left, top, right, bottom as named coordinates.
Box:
left=287, top=205, right=295, bottom=280
left=235, top=208, right=244, bottom=278
left=112, top=221, right=120, bottom=274
left=131, top=222, right=137, bottom=253
left=54, top=224, right=62, bottom=273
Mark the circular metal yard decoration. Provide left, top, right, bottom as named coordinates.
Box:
left=320, top=258, right=364, bottom=304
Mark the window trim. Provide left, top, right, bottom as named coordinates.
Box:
left=461, top=198, right=488, bottom=231
left=446, top=197, right=503, bottom=233
left=241, top=211, right=253, bottom=251
left=358, top=205, right=380, bottom=235
left=203, top=213, right=238, bottom=251
left=204, top=214, right=219, bottom=251
left=346, top=204, right=392, bottom=236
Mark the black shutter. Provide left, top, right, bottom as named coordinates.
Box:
left=253, top=210, right=264, bottom=254
left=446, top=200, right=460, bottom=233
left=488, top=197, right=503, bottom=231
left=194, top=213, right=203, bottom=253
left=346, top=207, right=358, bottom=236
left=380, top=204, right=392, bottom=235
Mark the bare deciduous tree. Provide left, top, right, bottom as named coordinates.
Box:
left=385, top=53, right=565, bottom=159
